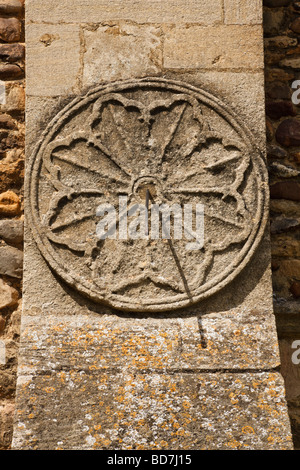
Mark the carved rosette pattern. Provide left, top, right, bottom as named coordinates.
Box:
left=27, top=78, right=268, bottom=312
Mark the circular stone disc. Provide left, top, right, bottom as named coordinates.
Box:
left=27, top=78, right=269, bottom=312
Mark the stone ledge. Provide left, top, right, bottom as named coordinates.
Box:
left=17, top=311, right=281, bottom=371
left=25, top=0, right=222, bottom=25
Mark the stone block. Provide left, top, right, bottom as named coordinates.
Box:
left=12, top=370, right=292, bottom=450
left=0, top=83, right=25, bottom=113
left=82, top=24, right=162, bottom=87
left=0, top=279, right=18, bottom=311
left=0, top=65, right=23, bottom=80
left=224, top=0, right=262, bottom=25
left=0, top=219, right=23, bottom=245
left=16, top=309, right=280, bottom=373
left=0, top=246, right=23, bottom=279
left=0, top=191, right=21, bottom=216
left=26, top=23, right=81, bottom=97
left=0, top=44, right=25, bottom=63
left=0, top=17, right=21, bottom=43
left=163, top=25, right=264, bottom=70
left=25, top=0, right=222, bottom=24
left=270, top=181, right=300, bottom=201
left=0, top=400, right=15, bottom=449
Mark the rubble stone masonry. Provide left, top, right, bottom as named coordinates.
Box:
left=0, top=0, right=24, bottom=450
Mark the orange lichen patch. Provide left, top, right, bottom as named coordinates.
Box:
left=242, top=426, right=255, bottom=435
left=229, top=392, right=239, bottom=405
left=159, top=440, right=169, bottom=448
left=182, top=400, right=191, bottom=410
left=43, top=387, right=55, bottom=394
left=58, top=372, right=66, bottom=383
left=50, top=324, right=65, bottom=333
left=225, top=439, right=243, bottom=449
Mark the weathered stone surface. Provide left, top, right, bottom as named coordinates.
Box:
left=266, top=82, right=291, bottom=100
left=0, top=245, right=22, bottom=278
left=1, top=83, right=25, bottom=112
left=290, top=282, right=300, bottom=299
left=265, top=67, right=294, bottom=83
left=266, top=101, right=296, bottom=120
left=0, top=316, right=5, bottom=333
left=0, top=400, right=15, bottom=449
left=0, top=279, right=18, bottom=311
left=0, top=0, right=22, bottom=15
left=293, top=1, right=300, bottom=10
left=270, top=181, right=300, bottom=201
left=280, top=57, right=300, bottom=69
left=266, top=118, right=274, bottom=142
left=263, top=8, right=285, bottom=36
left=277, top=259, right=300, bottom=282
left=0, top=18, right=21, bottom=43
left=0, top=114, right=15, bottom=130
left=267, top=143, right=288, bottom=159
left=224, top=0, right=262, bottom=24
left=16, top=310, right=281, bottom=372
left=0, top=219, right=23, bottom=245
left=290, top=17, right=300, bottom=35
left=270, top=217, right=300, bottom=234
left=271, top=234, right=300, bottom=258
left=0, top=44, right=24, bottom=63
left=0, top=368, right=16, bottom=399
left=268, top=162, right=300, bottom=178
left=83, top=24, right=162, bottom=87
left=0, top=155, right=24, bottom=196
left=0, top=64, right=23, bottom=80
left=163, top=25, right=264, bottom=70
left=265, top=36, right=298, bottom=49
left=276, top=119, right=300, bottom=147
left=292, top=151, right=300, bottom=164
left=26, top=23, right=81, bottom=96
left=12, top=370, right=292, bottom=450
left=274, top=300, right=300, bottom=316
left=271, top=199, right=300, bottom=218
left=25, top=0, right=222, bottom=24
left=0, top=191, right=21, bottom=216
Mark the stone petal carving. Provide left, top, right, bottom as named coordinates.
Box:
left=27, top=78, right=268, bottom=312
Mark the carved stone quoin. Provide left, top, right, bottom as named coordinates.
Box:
left=27, top=78, right=268, bottom=312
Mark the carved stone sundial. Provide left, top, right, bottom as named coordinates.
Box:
left=27, top=78, right=268, bottom=312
